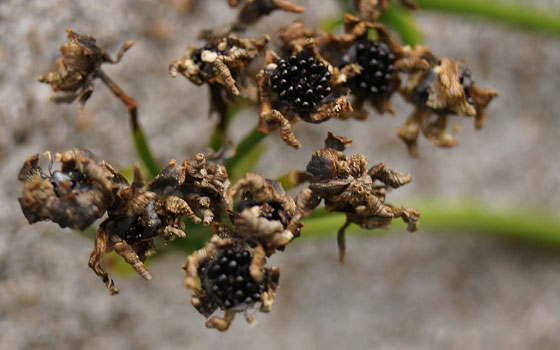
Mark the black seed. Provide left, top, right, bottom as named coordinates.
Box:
left=217, top=274, right=227, bottom=285
left=227, top=260, right=238, bottom=271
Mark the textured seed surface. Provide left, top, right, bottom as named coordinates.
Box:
left=347, top=40, right=396, bottom=97
left=200, top=248, right=264, bottom=310
left=270, top=51, right=333, bottom=112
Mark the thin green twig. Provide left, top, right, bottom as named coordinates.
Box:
left=225, top=127, right=267, bottom=171
left=302, top=200, right=560, bottom=248
left=133, top=126, right=160, bottom=179
left=380, top=1, right=423, bottom=46
left=416, top=0, right=560, bottom=35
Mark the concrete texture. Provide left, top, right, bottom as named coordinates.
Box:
left=1, top=0, right=560, bottom=349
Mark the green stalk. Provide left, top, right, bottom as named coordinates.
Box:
left=302, top=200, right=560, bottom=248
left=416, top=0, right=560, bottom=35
left=380, top=1, right=423, bottom=46
left=133, top=126, right=160, bottom=179
left=225, top=127, right=267, bottom=171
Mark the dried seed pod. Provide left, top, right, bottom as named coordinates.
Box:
left=228, top=173, right=302, bottom=255
left=257, top=42, right=352, bottom=149
left=353, top=0, right=417, bottom=22
left=89, top=165, right=197, bottom=295
left=397, top=47, right=498, bottom=156
left=184, top=235, right=280, bottom=331
left=170, top=34, right=268, bottom=121
left=18, top=149, right=125, bottom=231
left=321, top=15, right=405, bottom=118
left=38, top=29, right=139, bottom=129
left=149, top=153, right=230, bottom=226
left=296, top=132, right=420, bottom=263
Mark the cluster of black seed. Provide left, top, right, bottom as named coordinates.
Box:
left=116, top=201, right=161, bottom=244
left=349, top=40, right=396, bottom=97
left=459, top=66, right=474, bottom=104
left=270, top=51, right=333, bottom=112
left=200, top=247, right=263, bottom=310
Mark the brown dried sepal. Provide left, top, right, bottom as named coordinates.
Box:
left=398, top=48, right=498, bottom=156
left=353, top=0, right=417, bottom=22
left=88, top=165, right=197, bottom=294
left=38, top=29, right=135, bottom=116
left=256, top=43, right=353, bottom=149
left=228, top=173, right=302, bottom=255
left=183, top=235, right=280, bottom=331
left=149, top=154, right=230, bottom=226
left=18, top=149, right=124, bottom=231
left=296, top=133, right=420, bottom=263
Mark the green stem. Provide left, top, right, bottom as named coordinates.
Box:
left=380, top=1, right=423, bottom=46
left=417, top=0, right=560, bottom=35
left=225, top=127, right=267, bottom=171
left=302, top=200, right=560, bottom=248
left=133, top=126, right=160, bottom=179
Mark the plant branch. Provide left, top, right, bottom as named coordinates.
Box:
left=225, top=127, right=267, bottom=171
left=416, top=0, right=560, bottom=36
left=97, top=69, right=160, bottom=178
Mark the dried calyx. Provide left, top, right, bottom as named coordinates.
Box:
left=296, top=132, right=420, bottom=263
left=228, top=173, right=302, bottom=255
left=39, top=29, right=138, bottom=128
left=397, top=47, right=499, bottom=156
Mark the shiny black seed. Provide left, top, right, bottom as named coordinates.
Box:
left=217, top=274, right=227, bottom=285
left=227, top=260, right=238, bottom=271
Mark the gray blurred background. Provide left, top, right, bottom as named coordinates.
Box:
left=1, top=0, right=560, bottom=349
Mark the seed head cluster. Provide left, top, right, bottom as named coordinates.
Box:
left=271, top=51, right=333, bottom=112
left=199, top=247, right=263, bottom=310
left=347, top=40, right=396, bottom=97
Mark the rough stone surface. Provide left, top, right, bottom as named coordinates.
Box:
left=1, top=0, right=560, bottom=349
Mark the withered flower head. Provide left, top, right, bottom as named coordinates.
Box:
left=18, top=148, right=125, bottom=231
left=170, top=34, right=268, bottom=119
left=353, top=0, right=418, bottom=22
left=228, top=173, right=302, bottom=255
left=397, top=46, right=499, bottom=156
left=149, top=153, right=230, bottom=226
left=257, top=42, right=352, bottom=149
left=296, top=132, right=420, bottom=262
left=38, top=29, right=135, bottom=115
left=323, top=14, right=405, bottom=118
left=89, top=165, right=198, bottom=295
left=184, top=235, right=280, bottom=331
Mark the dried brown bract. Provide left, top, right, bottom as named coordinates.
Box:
left=149, top=153, right=230, bottom=226
left=257, top=42, right=352, bottom=149
left=38, top=29, right=140, bottom=129
left=18, top=148, right=126, bottom=231
left=184, top=235, right=280, bottom=331
left=323, top=14, right=405, bottom=118
left=353, top=0, right=417, bottom=22
left=88, top=165, right=197, bottom=295
left=296, top=132, right=420, bottom=262
left=170, top=34, right=268, bottom=120
left=397, top=47, right=498, bottom=156
left=228, top=173, right=302, bottom=255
